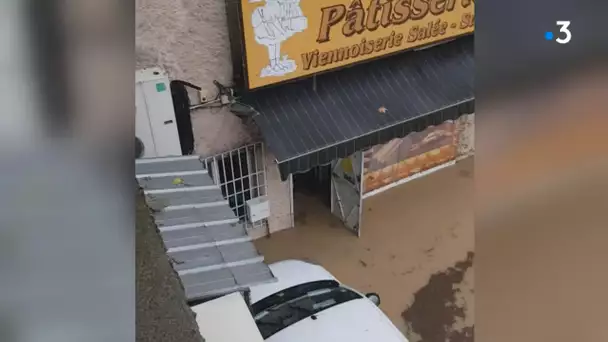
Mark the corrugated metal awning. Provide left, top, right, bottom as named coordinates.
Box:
left=242, top=37, right=474, bottom=181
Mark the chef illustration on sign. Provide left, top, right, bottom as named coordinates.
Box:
left=250, top=0, right=308, bottom=77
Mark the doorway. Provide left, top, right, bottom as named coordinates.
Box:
left=293, top=164, right=332, bottom=206
left=291, top=153, right=364, bottom=236
left=292, top=164, right=332, bottom=226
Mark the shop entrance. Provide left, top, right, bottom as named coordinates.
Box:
left=291, top=153, right=363, bottom=236
left=292, top=164, right=332, bottom=208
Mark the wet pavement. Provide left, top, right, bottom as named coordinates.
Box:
left=254, top=157, right=474, bottom=341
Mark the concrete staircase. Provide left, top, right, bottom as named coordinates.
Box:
left=136, top=155, right=276, bottom=301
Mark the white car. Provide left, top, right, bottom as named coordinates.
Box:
left=248, top=260, right=409, bottom=342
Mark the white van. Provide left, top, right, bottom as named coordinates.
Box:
left=248, top=260, right=409, bottom=342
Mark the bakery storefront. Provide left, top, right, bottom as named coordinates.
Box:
left=226, top=0, right=475, bottom=236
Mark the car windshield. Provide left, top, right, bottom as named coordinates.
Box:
left=251, top=280, right=362, bottom=339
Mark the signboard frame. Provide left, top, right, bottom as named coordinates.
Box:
left=225, top=0, right=475, bottom=91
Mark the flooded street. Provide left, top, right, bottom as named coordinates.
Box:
left=255, top=157, right=474, bottom=341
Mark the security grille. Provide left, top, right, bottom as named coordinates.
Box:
left=202, top=142, right=268, bottom=231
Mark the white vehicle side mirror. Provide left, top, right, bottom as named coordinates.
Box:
left=366, top=293, right=381, bottom=306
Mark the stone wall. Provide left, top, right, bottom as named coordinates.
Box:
left=135, top=0, right=294, bottom=236
left=136, top=191, right=205, bottom=342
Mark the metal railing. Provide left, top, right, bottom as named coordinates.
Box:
left=202, top=142, right=269, bottom=231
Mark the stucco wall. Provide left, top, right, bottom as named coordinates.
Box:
left=249, top=152, right=294, bottom=239
left=135, top=0, right=294, bottom=236
left=135, top=0, right=252, bottom=154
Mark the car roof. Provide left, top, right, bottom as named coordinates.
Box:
left=249, top=260, right=337, bottom=304
left=265, top=298, right=409, bottom=342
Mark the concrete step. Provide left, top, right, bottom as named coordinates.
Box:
left=161, top=222, right=250, bottom=251
left=136, top=155, right=276, bottom=303
left=155, top=205, right=237, bottom=228
left=183, top=262, right=277, bottom=301
left=138, top=172, right=215, bottom=191
left=170, top=241, right=263, bottom=275
left=145, top=188, right=226, bottom=208
left=157, top=218, right=240, bottom=232
left=135, top=155, right=205, bottom=175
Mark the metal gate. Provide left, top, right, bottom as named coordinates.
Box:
left=201, top=142, right=269, bottom=231
left=330, top=152, right=364, bottom=236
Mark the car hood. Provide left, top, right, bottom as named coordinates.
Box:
left=249, top=260, right=337, bottom=303
left=266, top=298, right=409, bottom=342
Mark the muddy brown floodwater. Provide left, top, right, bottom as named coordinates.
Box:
left=255, top=157, right=474, bottom=341
left=403, top=251, right=474, bottom=342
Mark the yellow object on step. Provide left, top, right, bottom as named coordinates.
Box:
left=172, top=177, right=184, bottom=185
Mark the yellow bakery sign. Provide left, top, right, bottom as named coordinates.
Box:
left=239, top=0, right=474, bottom=89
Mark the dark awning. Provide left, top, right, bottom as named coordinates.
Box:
left=243, top=36, right=474, bottom=181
